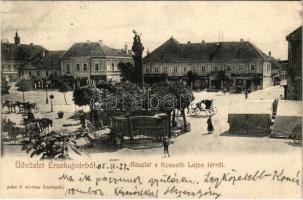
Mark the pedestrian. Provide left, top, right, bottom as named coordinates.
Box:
left=245, top=90, right=248, bottom=99
left=27, top=111, right=35, bottom=122
left=207, top=116, right=214, bottom=134
left=79, top=112, right=86, bottom=129
left=163, top=137, right=170, bottom=157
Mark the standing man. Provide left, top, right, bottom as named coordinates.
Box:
left=163, top=137, right=170, bottom=157
left=79, top=112, right=86, bottom=129
left=245, top=90, right=248, bottom=99
left=207, top=116, right=214, bottom=134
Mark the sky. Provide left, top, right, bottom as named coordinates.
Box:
left=1, top=1, right=302, bottom=59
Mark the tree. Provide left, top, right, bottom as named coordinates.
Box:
left=117, top=62, right=142, bottom=83
left=73, top=86, right=103, bottom=126
left=1, top=79, right=10, bottom=95
left=49, top=94, right=54, bottom=112
left=151, top=82, right=194, bottom=132
left=22, top=130, right=81, bottom=160
left=159, top=73, right=168, bottom=83
left=252, top=75, right=262, bottom=90
left=59, top=82, right=73, bottom=105
left=186, top=70, right=198, bottom=89
left=218, top=71, right=231, bottom=90
left=170, top=82, right=194, bottom=128
left=16, top=79, right=33, bottom=102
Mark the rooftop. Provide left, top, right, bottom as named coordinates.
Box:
left=20, top=51, right=64, bottom=70
left=1, top=42, right=48, bottom=61
left=143, top=37, right=269, bottom=63
left=62, top=42, right=131, bottom=58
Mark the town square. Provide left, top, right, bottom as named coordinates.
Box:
left=1, top=2, right=301, bottom=160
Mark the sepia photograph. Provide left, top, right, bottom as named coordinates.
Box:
left=0, top=1, right=302, bottom=198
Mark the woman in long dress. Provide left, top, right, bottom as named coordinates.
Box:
left=207, top=116, right=214, bottom=134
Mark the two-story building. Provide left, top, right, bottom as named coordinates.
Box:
left=285, top=26, right=302, bottom=100
left=1, top=32, right=47, bottom=86
left=61, top=41, right=132, bottom=88
left=143, top=37, right=273, bottom=91
left=19, top=51, right=64, bottom=89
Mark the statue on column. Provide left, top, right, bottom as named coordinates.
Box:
left=130, top=30, right=144, bottom=88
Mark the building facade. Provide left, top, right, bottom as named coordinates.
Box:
left=61, top=41, right=132, bottom=88
left=19, top=51, right=64, bottom=89
left=143, top=37, right=273, bottom=91
left=285, top=26, right=302, bottom=100
left=1, top=32, right=47, bottom=85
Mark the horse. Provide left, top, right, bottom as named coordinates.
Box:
left=2, top=119, right=20, bottom=143
left=25, top=122, right=41, bottom=138
left=2, top=100, right=16, bottom=113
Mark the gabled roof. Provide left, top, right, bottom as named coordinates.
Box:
left=62, top=42, right=131, bottom=58
left=286, top=26, right=302, bottom=41
left=143, top=37, right=268, bottom=63
left=1, top=42, right=47, bottom=61
left=20, top=51, right=64, bottom=70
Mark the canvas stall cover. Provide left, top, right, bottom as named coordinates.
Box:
left=228, top=101, right=272, bottom=136
left=271, top=100, right=302, bottom=138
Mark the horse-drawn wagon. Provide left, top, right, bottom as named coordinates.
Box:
left=189, top=99, right=217, bottom=117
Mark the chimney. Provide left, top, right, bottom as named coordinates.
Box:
left=30, top=43, right=33, bottom=45
left=99, top=40, right=103, bottom=45
left=202, top=40, right=205, bottom=43
left=187, top=41, right=191, bottom=44
left=240, top=38, right=244, bottom=42
left=268, top=51, right=271, bottom=57
left=146, top=48, right=150, bottom=55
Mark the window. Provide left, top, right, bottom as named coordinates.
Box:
left=76, top=64, right=80, bottom=71
left=21, top=71, right=24, bottom=76
left=145, top=66, right=149, bottom=73
left=201, top=66, right=206, bottom=71
left=173, top=66, right=178, bottom=73
left=267, top=64, right=271, bottom=73
left=66, top=64, right=70, bottom=72
left=8, top=65, right=11, bottom=71
left=154, top=66, right=159, bottom=73
left=111, top=63, right=115, bottom=71
left=29, top=71, right=32, bottom=76
left=183, top=66, right=187, bottom=72
left=239, top=64, right=244, bottom=71
left=46, top=71, right=49, bottom=76
left=250, top=64, right=255, bottom=71
left=83, top=64, right=87, bottom=71
left=37, top=71, right=40, bottom=76
left=227, top=64, right=231, bottom=71
left=164, top=66, right=168, bottom=73
left=213, top=66, right=218, bottom=71
left=95, top=63, right=99, bottom=71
